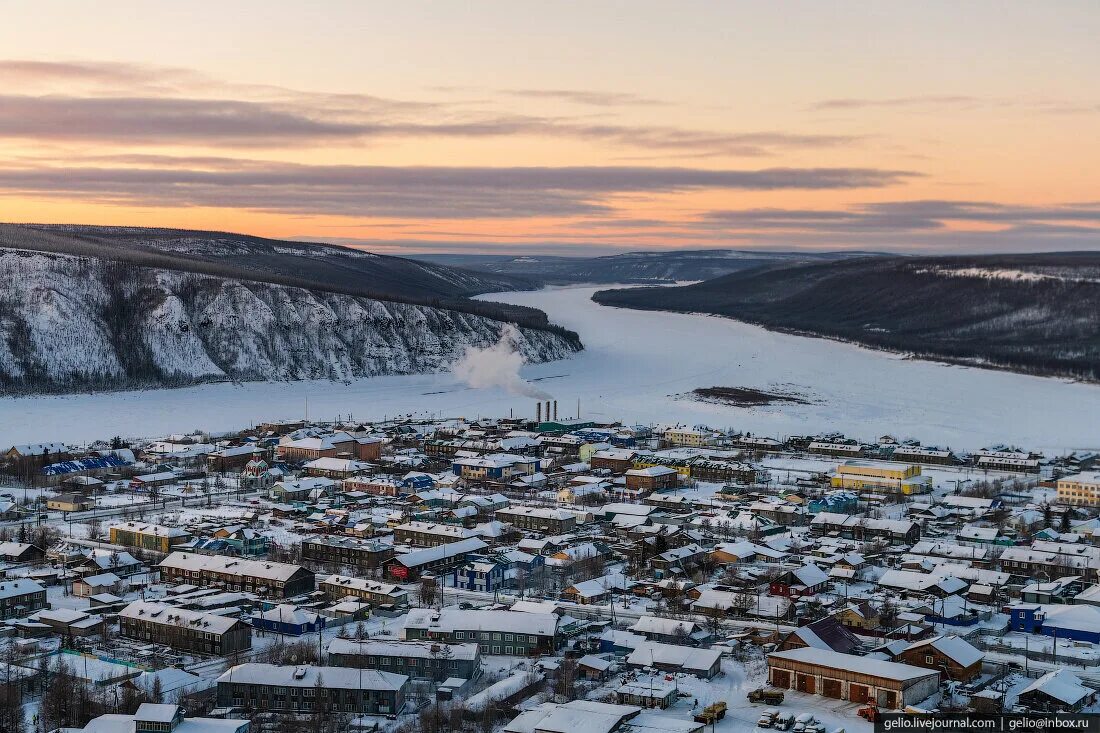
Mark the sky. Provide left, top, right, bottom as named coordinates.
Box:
left=1, top=1, right=1099, bottom=255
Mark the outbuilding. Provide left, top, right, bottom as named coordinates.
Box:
left=767, top=647, right=940, bottom=709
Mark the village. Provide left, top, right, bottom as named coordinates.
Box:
left=1, top=400, right=1099, bottom=733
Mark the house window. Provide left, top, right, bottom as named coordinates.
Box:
left=925, top=655, right=934, bottom=665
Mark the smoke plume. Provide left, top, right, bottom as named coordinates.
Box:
left=452, top=324, right=551, bottom=398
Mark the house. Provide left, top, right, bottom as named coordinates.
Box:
left=1021, top=576, right=1085, bottom=604
left=72, top=572, right=122, bottom=598
left=778, top=616, right=862, bottom=655
left=1017, top=670, right=1096, bottom=713
left=1010, top=603, right=1100, bottom=644
left=206, top=444, right=268, bottom=473
left=562, top=575, right=635, bottom=605
left=302, top=457, right=372, bottom=479
left=402, top=608, right=559, bottom=656
left=385, top=537, right=488, bottom=581
left=159, top=552, right=315, bottom=598
left=73, top=549, right=144, bottom=578
left=109, top=521, right=192, bottom=552
left=630, top=616, right=711, bottom=646
left=0, top=541, right=45, bottom=563
left=589, top=449, right=638, bottom=475
left=449, top=558, right=505, bottom=593
left=320, top=575, right=409, bottom=607
left=576, top=654, right=614, bottom=681
left=46, top=493, right=94, bottom=512
left=249, top=604, right=325, bottom=636
left=810, top=513, right=921, bottom=543
left=876, top=570, right=968, bottom=598
left=625, top=642, right=721, bottom=679
left=452, top=454, right=537, bottom=482
left=710, top=541, right=788, bottom=565
left=0, top=500, right=26, bottom=522
left=0, top=579, right=48, bottom=620
left=217, top=663, right=407, bottom=715
left=327, top=638, right=481, bottom=682
left=895, top=635, right=983, bottom=681
left=120, top=601, right=252, bottom=655
left=767, top=647, right=940, bottom=709
left=624, top=466, right=679, bottom=493
left=615, top=677, right=678, bottom=709
left=494, top=506, right=577, bottom=535
left=834, top=601, right=881, bottom=632
left=270, top=477, right=335, bottom=502
left=770, top=564, right=829, bottom=598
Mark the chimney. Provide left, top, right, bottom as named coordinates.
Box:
left=536, top=402, right=542, bottom=422
left=553, top=400, right=558, bottom=420
left=545, top=401, right=552, bottom=422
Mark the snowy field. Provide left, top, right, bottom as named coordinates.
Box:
left=1, top=284, right=1098, bottom=451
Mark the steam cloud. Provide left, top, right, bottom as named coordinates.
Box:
left=452, top=324, right=552, bottom=399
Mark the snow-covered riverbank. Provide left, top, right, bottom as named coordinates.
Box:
left=1, top=284, right=1098, bottom=451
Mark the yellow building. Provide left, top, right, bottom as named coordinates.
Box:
left=829, top=460, right=931, bottom=496
left=1057, top=472, right=1100, bottom=506
left=662, top=429, right=714, bottom=448
left=631, top=455, right=692, bottom=478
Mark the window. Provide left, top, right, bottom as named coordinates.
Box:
left=925, top=655, right=934, bottom=665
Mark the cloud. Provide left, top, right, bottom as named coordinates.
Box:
left=0, top=59, right=859, bottom=156
left=703, top=201, right=1100, bottom=234
left=502, top=88, right=669, bottom=107
left=812, top=95, right=1099, bottom=115
left=0, top=161, right=912, bottom=219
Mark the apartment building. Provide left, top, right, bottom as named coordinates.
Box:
left=216, top=664, right=407, bottom=715
left=109, top=521, right=192, bottom=553
left=1058, top=472, right=1100, bottom=507
left=320, top=574, right=409, bottom=607
left=159, top=552, right=315, bottom=598
left=300, top=536, right=394, bottom=570
left=393, top=521, right=480, bottom=548
left=119, top=600, right=252, bottom=656
left=493, top=506, right=577, bottom=535
left=402, top=608, right=558, bottom=656
left=327, top=639, right=480, bottom=682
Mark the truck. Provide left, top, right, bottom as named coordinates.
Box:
left=748, top=688, right=786, bottom=705
left=694, top=701, right=728, bottom=724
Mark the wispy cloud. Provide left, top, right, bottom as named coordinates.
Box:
left=0, top=160, right=913, bottom=219
left=0, top=59, right=859, bottom=156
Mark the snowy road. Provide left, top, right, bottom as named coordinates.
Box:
left=1, top=284, right=1098, bottom=450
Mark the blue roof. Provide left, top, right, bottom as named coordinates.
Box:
left=41, top=455, right=129, bottom=476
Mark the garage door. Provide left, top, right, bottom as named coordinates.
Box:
left=797, top=674, right=816, bottom=694
left=822, top=678, right=842, bottom=699
left=771, top=669, right=791, bottom=688
left=849, top=684, right=870, bottom=704
left=879, top=690, right=899, bottom=709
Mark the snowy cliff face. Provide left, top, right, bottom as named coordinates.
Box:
left=0, top=250, right=579, bottom=393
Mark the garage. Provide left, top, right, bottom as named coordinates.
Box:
left=849, top=684, right=871, bottom=704
left=797, top=674, right=816, bottom=694
left=771, top=669, right=790, bottom=688
left=879, top=690, right=899, bottom=709
left=822, top=678, right=842, bottom=699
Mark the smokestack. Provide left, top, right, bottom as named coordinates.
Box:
left=553, top=400, right=558, bottom=420
left=546, top=401, right=552, bottom=422
left=536, top=402, right=542, bottom=422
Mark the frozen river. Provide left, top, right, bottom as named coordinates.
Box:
left=1, top=284, right=1098, bottom=451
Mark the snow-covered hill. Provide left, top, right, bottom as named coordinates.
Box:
left=0, top=249, right=579, bottom=394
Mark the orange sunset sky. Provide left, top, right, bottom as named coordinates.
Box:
left=2, top=1, right=1098, bottom=255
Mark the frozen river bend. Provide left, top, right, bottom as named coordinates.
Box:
left=2, top=284, right=1098, bottom=451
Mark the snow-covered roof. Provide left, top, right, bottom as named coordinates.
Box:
left=394, top=538, right=488, bottom=569
left=159, top=551, right=306, bottom=582
left=1020, top=670, right=1092, bottom=706
left=769, top=647, right=938, bottom=682
left=403, top=607, right=558, bottom=636
left=216, top=663, right=407, bottom=690
left=905, top=635, right=983, bottom=667
left=0, top=578, right=44, bottom=600
left=626, top=642, right=720, bottom=672
left=328, top=638, right=479, bottom=661
left=120, top=601, right=241, bottom=634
